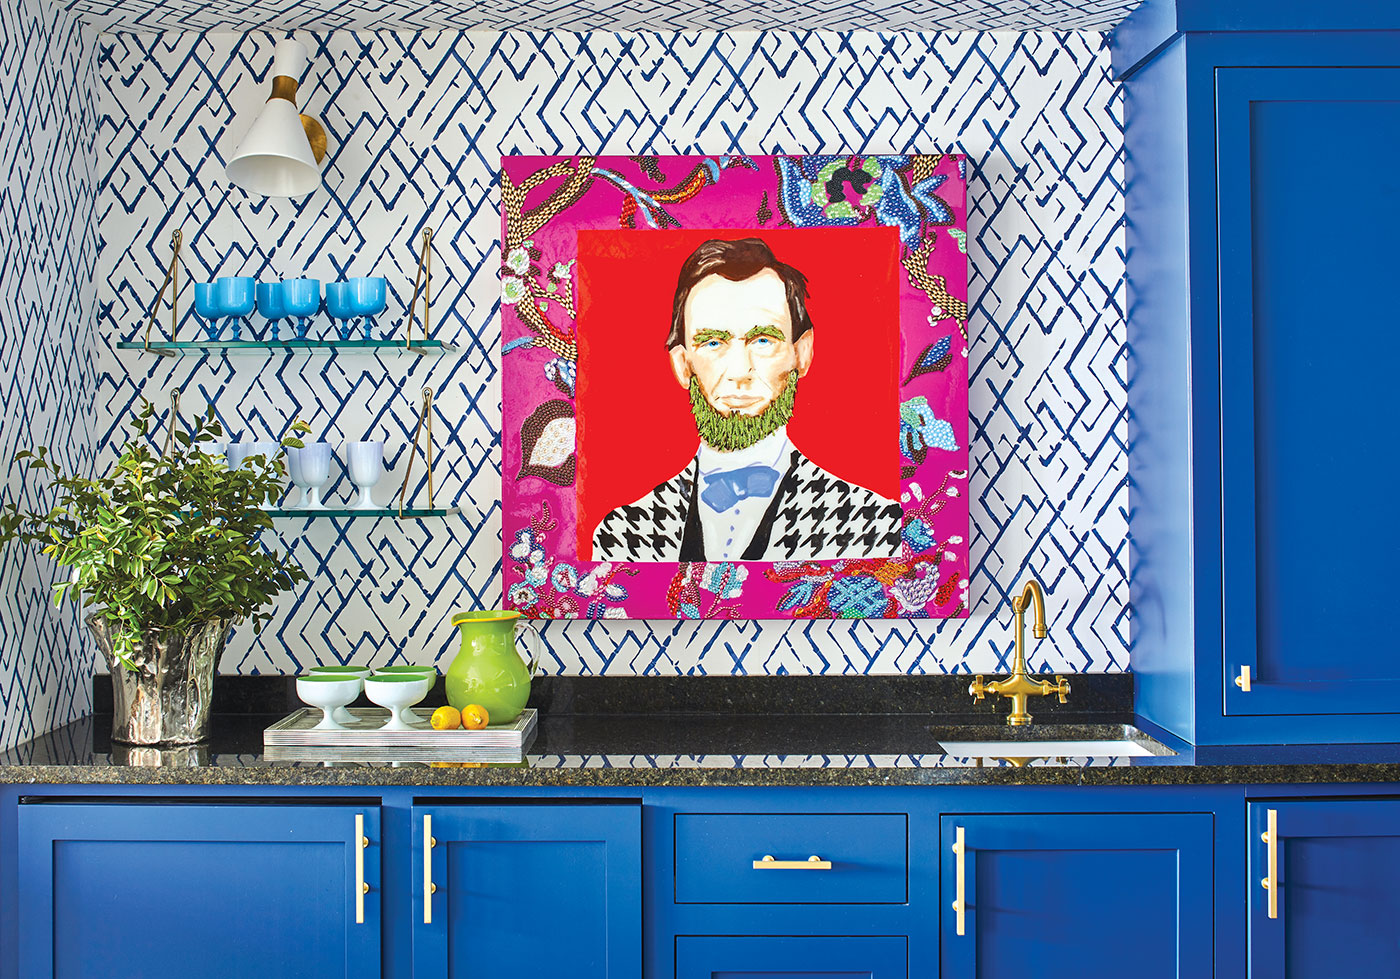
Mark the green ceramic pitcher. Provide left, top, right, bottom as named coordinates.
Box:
left=445, top=610, right=540, bottom=724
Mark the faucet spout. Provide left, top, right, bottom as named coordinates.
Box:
left=1015, top=580, right=1047, bottom=640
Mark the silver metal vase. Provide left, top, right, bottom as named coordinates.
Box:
left=87, top=614, right=232, bottom=745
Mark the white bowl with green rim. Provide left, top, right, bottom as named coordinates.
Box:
left=307, top=666, right=372, bottom=722
left=364, top=674, right=433, bottom=731
left=295, top=675, right=363, bottom=730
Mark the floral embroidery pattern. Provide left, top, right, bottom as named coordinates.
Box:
left=766, top=550, right=945, bottom=618
left=506, top=504, right=635, bottom=619
left=666, top=562, right=748, bottom=619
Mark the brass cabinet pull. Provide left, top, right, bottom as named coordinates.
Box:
left=751, top=854, right=832, bottom=870
left=1262, top=808, right=1278, bottom=919
left=952, top=825, right=966, bottom=936
left=424, top=815, right=436, bottom=924
left=1235, top=665, right=1252, bottom=691
left=354, top=814, right=367, bottom=924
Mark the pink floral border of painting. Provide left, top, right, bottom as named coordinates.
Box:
left=501, top=154, right=970, bottom=620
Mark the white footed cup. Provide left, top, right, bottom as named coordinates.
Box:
left=345, top=440, right=384, bottom=510
left=296, top=675, right=363, bottom=731
left=363, top=674, right=432, bottom=731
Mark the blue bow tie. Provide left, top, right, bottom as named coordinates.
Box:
left=700, top=464, right=781, bottom=512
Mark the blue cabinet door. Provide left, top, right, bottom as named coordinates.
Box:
left=1249, top=800, right=1400, bottom=975
left=412, top=802, right=640, bottom=978
left=17, top=799, right=380, bottom=979
left=940, top=813, right=1213, bottom=978
left=1217, top=65, right=1400, bottom=720
left=676, top=936, right=907, bottom=978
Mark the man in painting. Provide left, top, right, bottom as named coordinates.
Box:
left=591, top=237, right=902, bottom=563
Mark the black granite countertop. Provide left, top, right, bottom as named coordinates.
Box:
left=2, top=676, right=1400, bottom=787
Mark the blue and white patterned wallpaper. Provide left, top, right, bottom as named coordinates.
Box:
left=92, top=29, right=1127, bottom=684
left=0, top=0, right=97, bottom=751
left=72, top=0, right=1141, bottom=34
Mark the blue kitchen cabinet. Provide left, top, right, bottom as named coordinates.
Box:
left=16, top=798, right=380, bottom=979
left=939, top=813, right=1214, bottom=978
left=1248, top=800, right=1400, bottom=976
left=1118, top=0, right=1400, bottom=744
left=1216, top=64, right=1400, bottom=725
left=676, top=935, right=907, bottom=978
left=411, top=801, right=641, bottom=978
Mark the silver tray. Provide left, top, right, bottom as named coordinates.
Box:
left=264, top=707, right=538, bottom=760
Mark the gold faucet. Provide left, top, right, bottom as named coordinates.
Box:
left=969, top=579, right=1070, bottom=726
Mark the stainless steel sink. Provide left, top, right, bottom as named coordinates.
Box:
left=929, top=723, right=1177, bottom=759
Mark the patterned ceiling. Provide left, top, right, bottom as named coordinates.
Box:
left=68, top=0, right=1141, bottom=34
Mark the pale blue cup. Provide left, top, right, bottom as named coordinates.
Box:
left=216, top=276, right=255, bottom=340
left=281, top=278, right=321, bottom=339
left=347, top=277, right=388, bottom=340
left=194, top=282, right=219, bottom=340
left=324, top=282, right=355, bottom=341
left=256, top=281, right=287, bottom=341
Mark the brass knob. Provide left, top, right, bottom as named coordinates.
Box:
left=362, top=882, right=370, bottom=895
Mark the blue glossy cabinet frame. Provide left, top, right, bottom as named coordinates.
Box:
left=939, top=812, right=1214, bottom=978
left=1248, top=800, right=1400, bottom=976
left=1117, top=0, right=1400, bottom=744
left=15, top=798, right=381, bottom=979
left=410, top=801, right=641, bottom=978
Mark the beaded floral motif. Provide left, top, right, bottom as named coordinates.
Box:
left=766, top=549, right=946, bottom=618
left=506, top=504, right=635, bottom=619
left=666, top=562, right=747, bottom=619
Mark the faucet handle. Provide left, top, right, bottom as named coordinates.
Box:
left=968, top=675, right=986, bottom=702
left=1054, top=675, right=1071, bottom=704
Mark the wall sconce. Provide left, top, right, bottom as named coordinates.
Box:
left=226, top=39, right=327, bottom=197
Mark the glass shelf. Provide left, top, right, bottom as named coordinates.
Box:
left=116, top=339, right=454, bottom=357
left=264, top=507, right=459, bottom=518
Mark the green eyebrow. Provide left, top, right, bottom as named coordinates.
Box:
left=743, top=325, right=786, bottom=342
left=692, top=328, right=732, bottom=345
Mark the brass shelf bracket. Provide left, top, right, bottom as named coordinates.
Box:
left=161, top=388, right=182, bottom=458
left=142, top=230, right=185, bottom=354
left=406, top=227, right=434, bottom=349
left=397, top=386, right=436, bottom=518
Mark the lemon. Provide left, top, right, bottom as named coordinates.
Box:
left=461, top=704, right=490, bottom=730
left=430, top=705, right=462, bottom=731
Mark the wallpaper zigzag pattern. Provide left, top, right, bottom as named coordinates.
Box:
left=0, top=1, right=97, bottom=750
left=96, top=30, right=1127, bottom=680
left=71, top=0, right=1140, bottom=35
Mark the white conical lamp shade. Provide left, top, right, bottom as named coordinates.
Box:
left=227, top=99, right=321, bottom=197
left=226, top=40, right=322, bottom=198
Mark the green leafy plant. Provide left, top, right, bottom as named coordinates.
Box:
left=0, top=401, right=311, bottom=669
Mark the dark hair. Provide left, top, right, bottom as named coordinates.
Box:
left=666, top=238, right=813, bottom=349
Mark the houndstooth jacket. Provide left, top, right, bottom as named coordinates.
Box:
left=591, top=449, right=902, bottom=563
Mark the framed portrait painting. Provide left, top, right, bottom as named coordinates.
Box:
left=501, top=154, right=969, bottom=620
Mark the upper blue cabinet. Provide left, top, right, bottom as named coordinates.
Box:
left=1116, top=1, right=1400, bottom=744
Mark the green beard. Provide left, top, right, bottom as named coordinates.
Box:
left=689, top=371, right=798, bottom=452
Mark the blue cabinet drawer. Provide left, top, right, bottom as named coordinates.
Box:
left=674, top=812, right=907, bottom=904
left=677, top=935, right=907, bottom=978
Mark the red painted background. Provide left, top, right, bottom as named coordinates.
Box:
left=575, top=226, right=900, bottom=556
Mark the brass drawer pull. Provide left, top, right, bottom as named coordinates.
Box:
left=424, top=814, right=436, bottom=924
left=1261, top=808, right=1278, bottom=919
left=952, top=825, right=966, bottom=936
left=355, top=817, right=366, bottom=924
left=354, top=813, right=368, bottom=924
left=752, top=854, right=832, bottom=870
